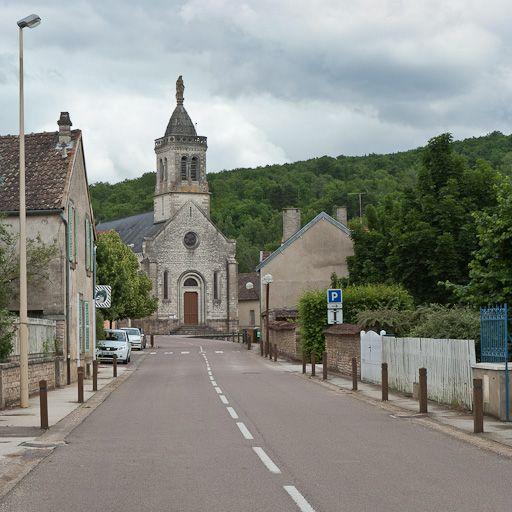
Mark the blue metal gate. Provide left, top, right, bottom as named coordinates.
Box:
left=480, top=304, right=510, bottom=421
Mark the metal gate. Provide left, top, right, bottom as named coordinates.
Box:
left=360, top=330, right=384, bottom=384
left=480, top=304, right=510, bottom=421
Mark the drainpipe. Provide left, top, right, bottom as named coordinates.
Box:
left=59, top=210, right=71, bottom=385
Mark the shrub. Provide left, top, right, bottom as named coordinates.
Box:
left=0, top=309, right=15, bottom=362
left=297, top=289, right=326, bottom=358
left=356, top=308, right=416, bottom=337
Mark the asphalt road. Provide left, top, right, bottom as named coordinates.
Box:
left=2, top=336, right=512, bottom=511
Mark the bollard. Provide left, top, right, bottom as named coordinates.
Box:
left=473, top=378, right=484, bottom=433
left=382, top=363, right=388, bottom=401
left=273, top=343, right=277, bottom=362
left=92, top=360, right=98, bottom=392
left=113, top=355, right=118, bottom=378
left=247, top=333, right=252, bottom=351
left=66, top=354, right=71, bottom=385
left=266, top=340, right=270, bottom=358
left=311, top=352, right=316, bottom=377
left=352, top=357, right=358, bottom=391
left=260, top=338, right=264, bottom=357
left=302, top=352, right=306, bottom=374
left=77, top=366, right=84, bottom=404
left=39, top=379, right=48, bottom=430
left=322, top=351, right=327, bottom=381
left=419, top=367, right=428, bottom=414
left=150, top=334, right=154, bottom=348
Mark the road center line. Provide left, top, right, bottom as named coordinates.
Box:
left=214, top=387, right=222, bottom=394
left=211, top=381, right=218, bottom=386
left=236, top=422, right=253, bottom=440
left=219, top=395, right=229, bottom=404
left=215, top=350, right=223, bottom=354
left=283, top=486, right=316, bottom=512
left=252, top=447, right=281, bottom=474
left=226, top=407, right=239, bottom=419
left=150, top=352, right=156, bottom=355
left=181, top=351, right=190, bottom=354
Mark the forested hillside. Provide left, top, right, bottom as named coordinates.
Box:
left=90, top=131, right=512, bottom=272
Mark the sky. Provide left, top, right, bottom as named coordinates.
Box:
left=1, top=0, right=512, bottom=184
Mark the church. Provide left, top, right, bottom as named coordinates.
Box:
left=97, top=77, right=238, bottom=334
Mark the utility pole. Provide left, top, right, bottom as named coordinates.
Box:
left=349, top=192, right=366, bottom=218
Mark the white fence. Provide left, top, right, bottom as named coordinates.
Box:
left=12, top=318, right=57, bottom=357
left=360, top=331, right=476, bottom=409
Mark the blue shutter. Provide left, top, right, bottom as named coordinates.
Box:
left=84, top=301, right=90, bottom=351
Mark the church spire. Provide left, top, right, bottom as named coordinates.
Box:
left=176, top=75, right=184, bottom=106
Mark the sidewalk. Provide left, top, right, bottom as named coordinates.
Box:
left=0, top=363, right=129, bottom=460
left=265, top=354, right=512, bottom=449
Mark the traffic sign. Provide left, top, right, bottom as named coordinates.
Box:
left=328, top=308, right=343, bottom=325
left=95, top=285, right=111, bottom=308
left=327, top=289, right=343, bottom=304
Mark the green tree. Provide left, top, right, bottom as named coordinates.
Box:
left=96, top=231, right=158, bottom=323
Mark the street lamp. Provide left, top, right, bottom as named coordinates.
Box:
left=17, top=13, right=41, bottom=408
left=261, top=274, right=273, bottom=358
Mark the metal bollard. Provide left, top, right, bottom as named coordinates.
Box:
left=266, top=340, right=270, bottom=358
left=92, top=360, right=98, bottom=392
left=150, top=334, right=154, bottom=348
left=352, top=357, right=358, bottom=391
left=311, top=352, right=316, bottom=377
left=113, top=355, right=118, bottom=378
left=77, top=366, right=84, bottom=404
left=381, top=363, right=389, bottom=401
left=66, top=354, right=71, bottom=385
left=260, top=338, right=264, bottom=357
left=302, top=352, right=306, bottom=374
left=39, top=379, right=48, bottom=430
left=322, top=351, right=328, bottom=381
left=473, top=378, right=484, bottom=433
left=274, top=343, right=277, bottom=362
left=247, top=333, right=252, bottom=351
left=419, top=367, right=428, bottom=414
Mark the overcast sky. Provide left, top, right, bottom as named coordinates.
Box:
left=1, top=0, right=512, bottom=184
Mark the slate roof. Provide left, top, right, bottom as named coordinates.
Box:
left=0, top=130, right=81, bottom=211
left=165, top=105, right=197, bottom=137
left=256, top=212, right=350, bottom=271
left=238, top=272, right=260, bottom=301
left=96, top=212, right=164, bottom=253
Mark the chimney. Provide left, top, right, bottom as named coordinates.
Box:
left=282, top=208, right=301, bottom=243
left=57, top=112, right=72, bottom=144
left=335, top=206, right=348, bottom=225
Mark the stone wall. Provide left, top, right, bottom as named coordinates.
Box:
left=0, top=356, right=64, bottom=409
left=269, top=321, right=301, bottom=361
left=324, top=324, right=360, bottom=377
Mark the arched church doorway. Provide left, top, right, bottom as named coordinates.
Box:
left=180, top=274, right=204, bottom=325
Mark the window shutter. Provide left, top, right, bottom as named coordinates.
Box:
left=78, top=297, right=84, bottom=352
left=85, top=218, right=89, bottom=271
left=84, top=301, right=90, bottom=351
left=89, top=222, right=94, bottom=271
left=74, top=208, right=78, bottom=263
left=67, top=205, right=73, bottom=262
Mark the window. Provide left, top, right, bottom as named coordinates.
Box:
left=158, top=159, right=164, bottom=181
left=184, top=277, right=198, bottom=286
left=85, top=217, right=94, bottom=272
left=181, top=156, right=188, bottom=180
left=213, top=271, right=219, bottom=300
left=183, top=231, right=198, bottom=248
left=163, top=158, right=168, bottom=180
left=163, top=270, right=169, bottom=300
left=250, top=309, right=255, bottom=326
left=190, top=156, right=198, bottom=181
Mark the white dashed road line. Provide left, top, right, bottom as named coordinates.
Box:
left=226, top=407, right=239, bottom=419
left=236, top=422, right=254, bottom=440
left=150, top=352, right=156, bottom=355
left=252, top=447, right=281, bottom=474
left=214, top=350, right=224, bottom=354
left=211, top=381, right=218, bottom=386
left=283, top=486, right=316, bottom=512
left=214, top=387, right=222, bottom=394
left=164, top=352, right=173, bottom=355
left=219, top=395, right=229, bottom=405
left=181, top=351, right=190, bottom=354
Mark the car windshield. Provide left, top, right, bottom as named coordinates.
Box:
left=104, top=331, right=126, bottom=342
left=122, top=328, right=140, bottom=335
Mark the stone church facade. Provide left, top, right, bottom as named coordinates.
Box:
left=97, top=77, right=238, bottom=334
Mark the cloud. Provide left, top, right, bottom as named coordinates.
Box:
left=1, top=0, right=512, bottom=183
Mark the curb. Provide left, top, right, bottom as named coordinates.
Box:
left=0, top=352, right=148, bottom=500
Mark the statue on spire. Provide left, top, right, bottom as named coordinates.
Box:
left=176, top=75, right=184, bottom=105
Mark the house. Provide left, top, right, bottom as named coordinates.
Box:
left=238, top=272, right=260, bottom=330
left=97, top=77, right=238, bottom=334
left=256, top=207, right=353, bottom=317
left=0, top=112, right=96, bottom=384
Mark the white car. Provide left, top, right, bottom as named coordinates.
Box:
left=120, top=327, right=144, bottom=350
left=97, top=329, right=132, bottom=364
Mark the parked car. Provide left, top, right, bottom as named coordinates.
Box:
left=120, top=327, right=145, bottom=350
left=97, top=329, right=131, bottom=364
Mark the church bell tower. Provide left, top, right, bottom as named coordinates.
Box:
left=153, top=76, right=210, bottom=223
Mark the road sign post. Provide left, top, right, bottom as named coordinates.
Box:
left=327, top=289, right=343, bottom=325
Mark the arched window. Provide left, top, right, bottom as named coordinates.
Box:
left=181, top=156, right=188, bottom=180
left=163, top=158, right=168, bottom=181
left=163, top=270, right=169, bottom=300
left=190, top=156, right=198, bottom=181
left=184, top=277, right=198, bottom=287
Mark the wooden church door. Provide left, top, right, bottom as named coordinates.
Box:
left=184, top=292, right=199, bottom=325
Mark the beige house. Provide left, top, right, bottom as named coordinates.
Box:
left=0, top=112, right=96, bottom=383
left=238, top=272, right=260, bottom=330
left=256, top=208, right=353, bottom=315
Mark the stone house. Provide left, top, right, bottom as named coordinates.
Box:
left=238, top=272, right=260, bottom=330
left=0, top=112, right=96, bottom=383
left=256, top=207, right=353, bottom=314
left=97, top=77, right=238, bottom=334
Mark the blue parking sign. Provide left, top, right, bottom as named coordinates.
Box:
left=327, top=289, right=343, bottom=303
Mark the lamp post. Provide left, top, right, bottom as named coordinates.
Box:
left=261, top=274, right=273, bottom=358
left=17, top=13, right=41, bottom=408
